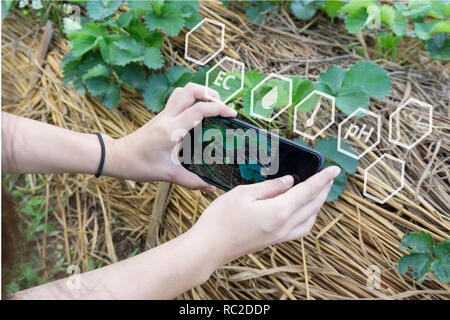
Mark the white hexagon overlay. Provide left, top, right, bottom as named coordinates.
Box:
left=364, top=154, right=405, bottom=204
left=388, top=98, right=433, bottom=150
left=338, top=108, right=381, bottom=160
left=250, top=73, right=293, bottom=122
left=205, top=57, right=245, bottom=104
left=293, top=89, right=335, bottom=140
left=185, top=18, right=225, bottom=66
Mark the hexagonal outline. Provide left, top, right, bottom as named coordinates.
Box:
left=250, top=73, right=293, bottom=122
left=337, top=107, right=381, bottom=160
left=363, top=153, right=405, bottom=204
left=184, top=18, right=225, bottom=66
left=388, top=97, right=433, bottom=150
left=205, top=57, right=245, bottom=104
left=292, top=89, right=335, bottom=140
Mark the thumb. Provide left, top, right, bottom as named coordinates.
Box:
left=247, top=175, right=294, bottom=200
left=174, top=167, right=215, bottom=191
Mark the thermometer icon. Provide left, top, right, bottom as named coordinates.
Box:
left=305, top=97, right=322, bottom=127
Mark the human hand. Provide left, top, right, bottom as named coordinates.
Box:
left=104, top=83, right=236, bottom=190
left=187, top=165, right=341, bottom=275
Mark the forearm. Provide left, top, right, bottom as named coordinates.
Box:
left=1, top=112, right=116, bottom=175
left=9, top=230, right=216, bottom=300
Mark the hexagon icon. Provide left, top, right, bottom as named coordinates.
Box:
left=250, top=74, right=292, bottom=122
left=389, top=98, right=433, bottom=150
left=185, top=18, right=225, bottom=66
left=205, top=57, right=244, bottom=103
left=364, top=154, right=405, bottom=204
left=338, top=108, right=381, bottom=160
left=293, top=90, right=335, bottom=140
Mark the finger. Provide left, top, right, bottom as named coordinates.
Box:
left=245, top=175, right=294, bottom=201
left=172, top=166, right=214, bottom=190
left=165, top=83, right=221, bottom=116
left=284, top=179, right=332, bottom=230
left=282, top=214, right=317, bottom=242
left=173, top=101, right=237, bottom=132
left=270, top=166, right=340, bottom=214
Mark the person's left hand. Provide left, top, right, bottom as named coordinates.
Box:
left=103, top=82, right=236, bottom=190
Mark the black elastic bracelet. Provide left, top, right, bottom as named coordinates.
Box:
left=95, top=132, right=105, bottom=178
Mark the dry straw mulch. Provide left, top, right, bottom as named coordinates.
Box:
left=2, top=1, right=449, bottom=299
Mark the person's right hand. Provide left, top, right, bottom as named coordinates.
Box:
left=187, top=165, right=341, bottom=276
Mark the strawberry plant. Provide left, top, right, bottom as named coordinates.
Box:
left=397, top=231, right=449, bottom=284
left=61, top=0, right=201, bottom=110
left=191, top=61, right=390, bottom=201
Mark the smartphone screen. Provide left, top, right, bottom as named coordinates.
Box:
left=178, top=117, right=324, bottom=191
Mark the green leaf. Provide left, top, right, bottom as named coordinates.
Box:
left=323, top=162, right=347, bottom=202
left=82, top=64, right=111, bottom=81
left=118, top=10, right=134, bottom=28
left=143, top=47, right=164, bottom=70
left=191, top=66, right=211, bottom=85
left=87, top=0, right=123, bottom=20
left=143, top=74, right=171, bottom=112
left=2, top=0, right=13, bottom=19
left=85, top=77, right=110, bottom=96
left=414, top=21, right=436, bottom=40
left=398, top=253, right=432, bottom=283
left=399, top=231, right=434, bottom=255
left=99, top=35, right=121, bottom=64
left=126, top=0, right=153, bottom=11
left=100, top=82, right=121, bottom=110
left=323, top=0, right=346, bottom=18
left=345, top=6, right=368, bottom=34
left=114, top=38, right=143, bottom=56
left=290, top=0, right=319, bottom=20
left=318, top=65, right=346, bottom=94
left=291, top=77, right=316, bottom=109
left=246, top=2, right=275, bottom=24
left=71, top=34, right=100, bottom=57
left=314, top=138, right=358, bottom=174
left=166, top=65, right=193, bottom=86
left=180, top=6, right=202, bottom=29
left=380, top=4, right=395, bottom=27
left=342, top=61, right=391, bottom=99
left=244, top=70, right=265, bottom=89
left=426, top=33, right=450, bottom=60
left=339, top=0, right=375, bottom=14
left=335, top=85, right=369, bottom=115
left=116, top=63, right=147, bottom=90
left=392, top=9, right=408, bottom=36
left=432, top=240, right=450, bottom=283
left=145, top=5, right=184, bottom=36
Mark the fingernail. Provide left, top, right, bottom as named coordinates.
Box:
left=230, top=108, right=237, bottom=116
left=206, top=185, right=216, bottom=192
left=279, top=175, right=294, bottom=187
left=332, top=166, right=341, bottom=178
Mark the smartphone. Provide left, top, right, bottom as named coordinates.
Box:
left=178, top=116, right=324, bottom=191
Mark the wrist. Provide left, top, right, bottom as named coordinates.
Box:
left=99, top=134, right=121, bottom=178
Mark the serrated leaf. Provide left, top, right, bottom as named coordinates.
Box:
left=166, top=65, right=193, bottom=86
left=100, top=81, right=121, bottom=110
left=342, top=61, right=391, bottom=99
left=114, top=38, right=143, bottom=56
left=244, top=70, right=265, bottom=89
left=71, top=34, right=100, bottom=57
left=116, top=63, right=147, bottom=90
left=335, top=85, right=369, bottom=115
left=87, top=0, right=123, bottom=20
left=318, top=65, right=346, bottom=94
left=82, top=64, right=110, bottom=81
left=118, top=10, right=133, bottom=27
left=191, top=66, right=211, bottom=85
left=380, top=4, right=395, bottom=27
left=323, top=162, right=347, bottom=202
left=85, top=77, right=110, bottom=96
left=399, top=231, right=434, bottom=255
left=246, top=2, right=275, bottom=24
left=392, top=9, right=408, bottom=36
left=345, top=6, right=368, bottom=34
left=177, top=4, right=202, bottom=29
left=290, top=0, right=319, bottom=20
left=398, top=253, right=432, bottom=283
left=432, top=240, right=450, bottom=283
left=291, top=76, right=316, bottom=109
left=142, top=47, right=164, bottom=70
left=145, top=5, right=184, bottom=36
left=99, top=35, right=121, bottom=64
left=2, top=0, right=13, bottom=19
left=126, top=0, right=152, bottom=11
left=426, top=33, right=450, bottom=60
left=143, top=74, right=171, bottom=112
left=314, top=138, right=358, bottom=174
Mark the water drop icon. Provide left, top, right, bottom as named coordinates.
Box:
left=261, top=86, right=278, bottom=110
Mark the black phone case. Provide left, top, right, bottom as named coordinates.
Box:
left=179, top=117, right=325, bottom=191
